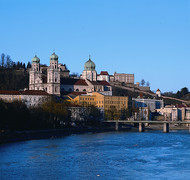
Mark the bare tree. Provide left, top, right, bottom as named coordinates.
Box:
left=1, top=53, right=5, bottom=67
left=6, top=55, right=11, bottom=68
left=141, top=79, right=145, bottom=86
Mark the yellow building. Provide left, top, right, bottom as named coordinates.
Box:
left=70, top=92, right=129, bottom=110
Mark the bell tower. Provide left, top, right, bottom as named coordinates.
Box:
left=47, top=52, right=60, bottom=96
left=29, top=55, right=40, bottom=90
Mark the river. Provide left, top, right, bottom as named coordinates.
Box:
left=1, top=130, right=190, bottom=180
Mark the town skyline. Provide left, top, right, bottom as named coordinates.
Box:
left=0, top=0, right=189, bottom=92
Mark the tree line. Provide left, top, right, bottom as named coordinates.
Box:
left=163, top=87, right=189, bottom=100
left=0, top=53, right=31, bottom=70
left=0, top=53, right=31, bottom=90
left=0, top=99, right=103, bottom=131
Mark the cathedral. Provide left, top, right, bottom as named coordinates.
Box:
left=29, top=53, right=112, bottom=96
left=29, top=53, right=60, bottom=96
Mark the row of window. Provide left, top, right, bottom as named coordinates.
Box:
left=80, top=97, right=95, bottom=101
left=104, top=101, right=127, bottom=104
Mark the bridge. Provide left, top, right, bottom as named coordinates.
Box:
left=105, top=120, right=190, bottom=133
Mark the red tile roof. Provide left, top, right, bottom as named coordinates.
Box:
left=88, top=80, right=111, bottom=86
left=98, top=80, right=111, bottom=86
left=89, top=81, right=101, bottom=85
left=100, top=71, right=109, bottom=75
left=61, top=78, right=88, bottom=86
left=0, top=90, right=49, bottom=96
left=21, top=90, right=49, bottom=95
left=0, top=90, right=21, bottom=95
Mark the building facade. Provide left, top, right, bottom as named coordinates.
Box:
left=133, top=97, right=164, bottom=112
left=69, top=92, right=130, bottom=110
left=0, top=90, right=50, bottom=108
left=80, top=57, right=97, bottom=81
left=29, top=53, right=60, bottom=96
left=112, top=72, right=134, bottom=84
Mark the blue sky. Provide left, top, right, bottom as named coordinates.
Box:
left=0, top=0, right=189, bottom=92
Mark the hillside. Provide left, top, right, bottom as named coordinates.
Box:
left=111, top=83, right=190, bottom=106
left=0, top=69, right=29, bottom=90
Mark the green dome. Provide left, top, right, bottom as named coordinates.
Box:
left=84, top=58, right=95, bottom=71
left=50, top=52, right=58, bottom=61
left=32, top=55, right=40, bottom=63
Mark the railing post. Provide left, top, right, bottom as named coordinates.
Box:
left=163, top=122, right=169, bottom=133
left=115, top=121, right=119, bottom=131
left=139, top=123, right=145, bottom=132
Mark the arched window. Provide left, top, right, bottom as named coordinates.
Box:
left=83, top=89, right=86, bottom=92
left=76, top=89, right=79, bottom=92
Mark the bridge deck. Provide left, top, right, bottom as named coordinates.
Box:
left=105, top=120, right=190, bottom=124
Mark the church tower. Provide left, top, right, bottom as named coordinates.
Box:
left=47, top=52, right=60, bottom=96
left=29, top=55, right=41, bottom=90
left=81, top=56, right=97, bottom=81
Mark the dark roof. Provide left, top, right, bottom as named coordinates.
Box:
left=0, top=90, right=49, bottom=96
left=100, top=71, right=109, bottom=75
left=176, top=104, right=187, bottom=108
left=98, top=80, right=111, bottom=86
left=0, top=90, right=21, bottom=95
left=89, top=81, right=101, bottom=85
left=22, top=90, right=49, bottom=95
left=67, top=92, right=87, bottom=96
left=61, top=78, right=88, bottom=86
left=88, top=80, right=111, bottom=86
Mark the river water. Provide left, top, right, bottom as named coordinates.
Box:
left=1, top=130, right=190, bottom=180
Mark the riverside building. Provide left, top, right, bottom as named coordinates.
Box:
left=69, top=92, right=130, bottom=111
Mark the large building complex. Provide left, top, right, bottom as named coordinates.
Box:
left=29, top=54, right=112, bottom=96
left=69, top=92, right=130, bottom=110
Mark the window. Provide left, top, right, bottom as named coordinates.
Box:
left=83, top=89, right=86, bottom=92
left=76, top=89, right=79, bottom=92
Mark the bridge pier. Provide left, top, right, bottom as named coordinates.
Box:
left=139, top=123, right=145, bottom=132
left=163, top=123, right=169, bottom=133
left=115, top=122, right=121, bottom=131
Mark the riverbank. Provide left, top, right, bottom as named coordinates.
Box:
left=0, top=126, right=117, bottom=144
left=146, top=124, right=189, bottom=130
left=1, top=124, right=189, bottom=144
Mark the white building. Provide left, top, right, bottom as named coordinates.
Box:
left=0, top=90, right=50, bottom=108
left=29, top=53, right=60, bottom=96
left=133, top=97, right=164, bottom=112
left=156, top=89, right=161, bottom=97
left=97, top=71, right=110, bottom=82
left=112, top=72, right=134, bottom=84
